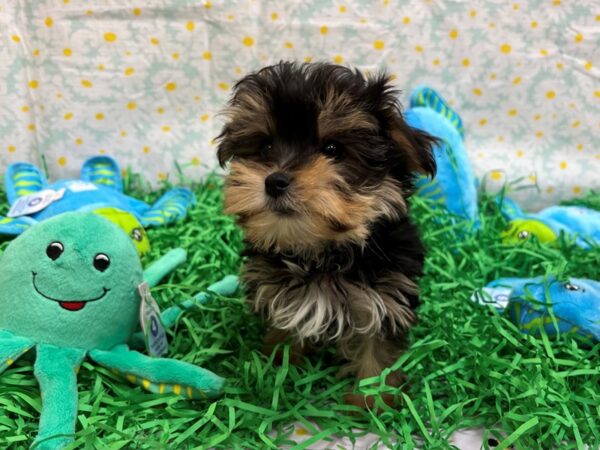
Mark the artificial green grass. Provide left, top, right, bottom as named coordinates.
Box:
left=0, top=173, right=599, bottom=449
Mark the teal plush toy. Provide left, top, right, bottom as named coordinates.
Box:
left=0, top=212, right=238, bottom=449
left=472, top=276, right=600, bottom=341
left=406, top=86, right=480, bottom=227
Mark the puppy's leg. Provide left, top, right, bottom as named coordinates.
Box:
left=338, top=334, right=406, bottom=410
left=261, top=327, right=312, bottom=365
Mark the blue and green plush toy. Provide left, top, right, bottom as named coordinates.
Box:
left=0, top=156, right=195, bottom=254
left=472, top=276, right=600, bottom=342
left=406, top=86, right=479, bottom=227
left=0, top=212, right=238, bottom=449
left=499, top=196, right=600, bottom=249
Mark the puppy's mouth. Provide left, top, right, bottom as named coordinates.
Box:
left=267, top=198, right=297, bottom=216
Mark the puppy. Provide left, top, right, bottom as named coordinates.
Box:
left=216, top=62, right=436, bottom=408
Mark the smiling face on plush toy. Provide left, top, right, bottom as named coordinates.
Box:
left=0, top=212, right=143, bottom=350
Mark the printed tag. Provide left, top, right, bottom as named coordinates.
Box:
left=66, top=180, right=98, bottom=192
left=471, top=286, right=512, bottom=310
left=138, top=282, right=168, bottom=357
left=7, top=188, right=66, bottom=217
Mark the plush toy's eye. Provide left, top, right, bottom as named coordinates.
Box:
left=46, top=241, right=64, bottom=260
left=321, top=142, right=342, bottom=158
left=131, top=228, right=143, bottom=242
left=93, top=253, right=110, bottom=272
left=517, top=230, right=530, bottom=240
left=564, top=282, right=581, bottom=291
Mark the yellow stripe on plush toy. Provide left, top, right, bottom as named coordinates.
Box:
left=93, top=207, right=150, bottom=255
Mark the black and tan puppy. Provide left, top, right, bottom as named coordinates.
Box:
left=216, top=61, right=436, bottom=408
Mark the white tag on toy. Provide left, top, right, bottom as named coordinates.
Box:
left=137, top=282, right=168, bottom=357
left=471, top=286, right=511, bottom=310
left=7, top=188, right=66, bottom=217
left=67, top=180, right=98, bottom=192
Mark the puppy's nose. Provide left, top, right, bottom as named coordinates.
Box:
left=265, top=172, right=291, bottom=198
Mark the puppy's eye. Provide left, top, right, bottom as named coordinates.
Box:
left=321, top=142, right=342, bottom=158
left=260, top=143, right=272, bottom=157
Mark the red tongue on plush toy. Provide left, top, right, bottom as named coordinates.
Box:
left=59, top=301, right=86, bottom=311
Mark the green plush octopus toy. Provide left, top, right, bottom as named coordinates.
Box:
left=0, top=211, right=238, bottom=449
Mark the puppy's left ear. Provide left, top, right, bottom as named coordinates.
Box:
left=366, top=75, right=437, bottom=177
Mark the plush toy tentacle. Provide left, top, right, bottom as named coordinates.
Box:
left=129, top=274, right=239, bottom=350
left=159, top=275, right=239, bottom=329
left=80, top=155, right=123, bottom=192
left=5, top=162, right=48, bottom=204
left=0, top=215, right=36, bottom=235
left=89, top=345, right=224, bottom=399
left=143, top=248, right=187, bottom=288
left=140, top=188, right=195, bottom=227
left=33, top=344, right=86, bottom=450
left=0, top=331, right=34, bottom=375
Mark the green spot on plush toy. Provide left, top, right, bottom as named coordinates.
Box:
left=0, top=212, right=238, bottom=449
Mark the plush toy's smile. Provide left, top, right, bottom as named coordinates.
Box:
left=32, top=271, right=110, bottom=311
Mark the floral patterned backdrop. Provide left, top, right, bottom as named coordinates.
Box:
left=0, top=0, right=598, bottom=209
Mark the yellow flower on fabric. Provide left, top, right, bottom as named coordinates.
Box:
left=21, top=106, right=29, bottom=112
left=200, top=114, right=209, bottom=122
left=172, top=53, right=180, bottom=60
left=127, top=102, right=137, bottom=110
left=191, top=157, right=200, bottom=166
left=472, top=88, right=482, bottom=96
left=143, top=146, right=151, bottom=154
left=104, top=32, right=117, bottom=42
left=479, top=118, right=487, bottom=126
left=285, top=41, right=293, bottom=49
left=63, top=48, right=72, bottom=56
left=584, top=61, right=592, bottom=71
left=75, top=138, right=83, bottom=145
left=373, top=40, right=384, bottom=50
left=58, top=157, right=67, bottom=166
left=157, top=107, right=165, bottom=114
left=449, top=29, right=458, bottom=39
left=462, top=58, right=470, bottom=67
left=339, top=5, right=347, bottom=13
left=29, top=80, right=39, bottom=89
left=546, top=90, right=556, bottom=99
left=45, top=17, right=53, bottom=27
left=415, top=45, right=424, bottom=53
left=500, top=43, right=512, bottom=54
left=162, top=126, right=171, bottom=132
left=574, top=33, right=583, bottom=43
left=124, top=67, right=135, bottom=76
left=186, top=21, right=195, bottom=31
left=271, top=12, right=278, bottom=20
left=96, top=113, right=105, bottom=120
left=560, top=161, right=568, bottom=169
left=320, top=26, right=328, bottom=35
left=334, top=55, right=344, bottom=64
left=64, top=112, right=73, bottom=120
left=133, top=8, right=141, bottom=16
left=150, top=37, right=159, bottom=45
left=81, top=80, right=93, bottom=88
left=470, top=10, right=477, bottom=17
left=165, top=82, right=177, bottom=91
left=517, top=150, right=524, bottom=157
left=12, top=35, right=21, bottom=43
left=403, top=17, right=411, bottom=24
left=27, top=124, right=35, bottom=131
left=491, top=171, right=503, bottom=181
left=203, top=51, right=212, bottom=60
left=531, top=20, right=538, bottom=28
left=218, top=82, right=230, bottom=90
left=512, top=76, right=521, bottom=85
left=535, top=131, right=544, bottom=138
left=242, top=36, right=254, bottom=47
left=8, top=145, right=16, bottom=153
left=508, top=109, right=518, bottom=116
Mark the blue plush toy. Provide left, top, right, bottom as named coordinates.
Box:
left=0, top=156, right=195, bottom=238
left=499, top=196, right=600, bottom=249
left=406, top=86, right=480, bottom=227
left=472, top=276, right=600, bottom=341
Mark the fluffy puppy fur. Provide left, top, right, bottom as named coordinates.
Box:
left=216, top=61, right=436, bottom=407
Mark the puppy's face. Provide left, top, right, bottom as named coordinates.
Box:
left=217, top=62, right=436, bottom=254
